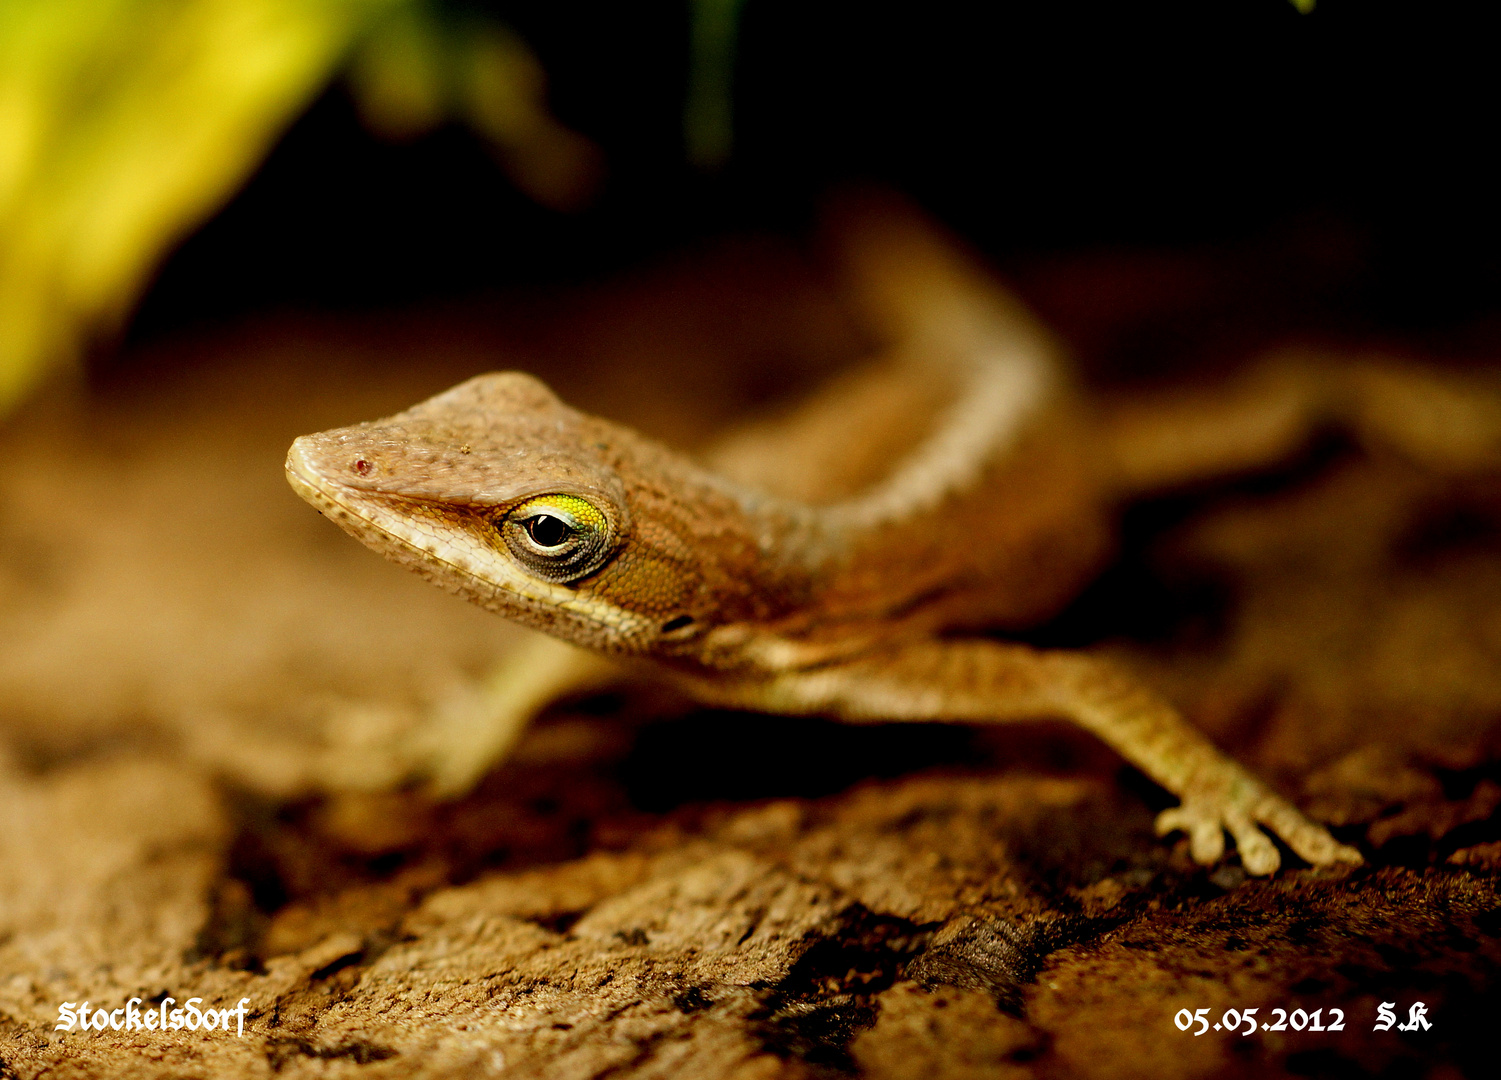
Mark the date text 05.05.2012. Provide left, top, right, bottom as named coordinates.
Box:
left=1175, top=1003, right=1433, bottom=1036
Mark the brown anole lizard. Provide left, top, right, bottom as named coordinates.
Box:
left=286, top=210, right=1500, bottom=874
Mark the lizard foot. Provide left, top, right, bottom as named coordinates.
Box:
left=1154, top=770, right=1362, bottom=875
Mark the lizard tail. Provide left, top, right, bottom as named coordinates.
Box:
left=815, top=192, right=1075, bottom=530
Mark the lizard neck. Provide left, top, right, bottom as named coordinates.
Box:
left=673, top=326, right=1069, bottom=676
left=820, top=339, right=1057, bottom=534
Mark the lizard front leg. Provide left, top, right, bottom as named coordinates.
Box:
left=735, top=640, right=1361, bottom=875
left=316, top=630, right=619, bottom=796
left=419, top=631, right=620, bottom=795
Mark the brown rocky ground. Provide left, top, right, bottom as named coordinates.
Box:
left=2, top=237, right=1498, bottom=1079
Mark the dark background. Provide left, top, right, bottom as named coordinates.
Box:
left=127, top=0, right=1500, bottom=350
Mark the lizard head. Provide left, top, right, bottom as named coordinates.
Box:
left=286, top=372, right=805, bottom=656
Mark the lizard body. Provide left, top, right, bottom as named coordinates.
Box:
left=288, top=210, right=1501, bottom=874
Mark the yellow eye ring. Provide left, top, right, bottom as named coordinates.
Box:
left=499, top=494, right=615, bottom=583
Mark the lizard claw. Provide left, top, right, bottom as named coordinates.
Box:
left=1155, top=773, right=1362, bottom=875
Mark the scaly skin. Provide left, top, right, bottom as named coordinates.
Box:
left=283, top=212, right=1408, bottom=874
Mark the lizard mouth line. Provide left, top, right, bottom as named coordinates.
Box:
left=283, top=445, right=398, bottom=536
left=284, top=443, right=652, bottom=641
left=283, top=442, right=528, bottom=589
left=283, top=444, right=344, bottom=508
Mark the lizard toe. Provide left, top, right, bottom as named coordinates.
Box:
left=1225, top=811, right=1281, bottom=875
left=1255, top=795, right=1363, bottom=868
left=1155, top=805, right=1225, bottom=864
left=1156, top=800, right=1285, bottom=874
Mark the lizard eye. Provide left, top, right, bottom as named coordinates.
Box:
left=525, top=514, right=571, bottom=547
left=500, top=494, right=615, bottom=583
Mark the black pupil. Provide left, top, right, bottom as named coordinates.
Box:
left=526, top=514, right=571, bottom=547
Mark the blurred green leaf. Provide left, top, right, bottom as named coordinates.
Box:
left=685, top=0, right=745, bottom=170
left=346, top=6, right=601, bottom=210
left=0, top=0, right=409, bottom=414
left=0, top=0, right=614, bottom=418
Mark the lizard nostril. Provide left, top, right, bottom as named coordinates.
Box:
left=352, top=458, right=373, bottom=476
left=661, top=615, right=694, bottom=634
